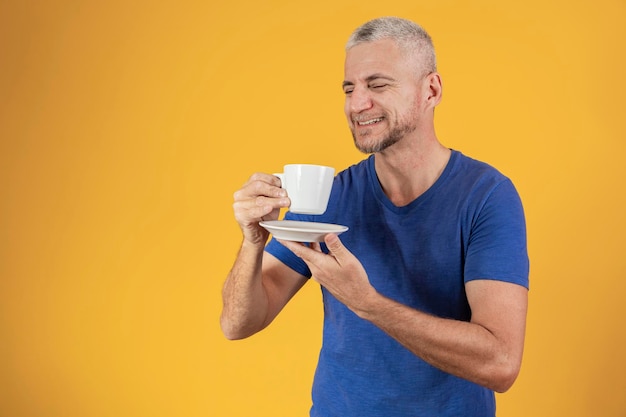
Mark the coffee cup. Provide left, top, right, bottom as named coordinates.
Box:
left=274, top=164, right=335, bottom=215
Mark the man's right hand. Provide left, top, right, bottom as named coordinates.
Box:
left=232, top=172, right=290, bottom=245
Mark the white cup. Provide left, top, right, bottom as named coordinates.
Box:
left=274, top=164, right=335, bottom=215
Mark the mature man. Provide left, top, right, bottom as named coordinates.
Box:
left=221, top=16, right=529, bottom=416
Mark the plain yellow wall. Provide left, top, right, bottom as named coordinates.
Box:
left=1, top=0, right=625, bottom=416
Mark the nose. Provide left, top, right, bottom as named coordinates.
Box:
left=347, top=86, right=373, bottom=114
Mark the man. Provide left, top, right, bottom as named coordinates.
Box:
left=221, top=16, right=529, bottom=417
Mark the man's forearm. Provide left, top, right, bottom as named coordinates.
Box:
left=220, top=240, right=269, bottom=340
left=354, top=281, right=527, bottom=393
left=358, top=296, right=506, bottom=390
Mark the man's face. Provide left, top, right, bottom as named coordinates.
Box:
left=343, top=39, right=425, bottom=154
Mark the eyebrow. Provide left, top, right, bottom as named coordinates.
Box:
left=342, top=74, right=397, bottom=89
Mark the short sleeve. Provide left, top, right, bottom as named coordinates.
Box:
left=264, top=211, right=313, bottom=278
left=464, top=179, right=530, bottom=289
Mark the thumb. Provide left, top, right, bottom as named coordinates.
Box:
left=324, top=234, right=347, bottom=264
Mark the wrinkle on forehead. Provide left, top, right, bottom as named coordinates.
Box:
left=344, top=39, right=421, bottom=83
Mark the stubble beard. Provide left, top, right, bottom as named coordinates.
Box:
left=351, top=116, right=417, bottom=154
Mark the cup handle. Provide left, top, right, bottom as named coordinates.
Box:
left=273, top=173, right=284, bottom=188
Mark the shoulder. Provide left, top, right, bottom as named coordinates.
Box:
left=328, top=156, right=373, bottom=197
left=335, top=155, right=372, bottom=183
left=451, top=151, right=508, bottom=184
left=447, top=151, right=520, bottom=203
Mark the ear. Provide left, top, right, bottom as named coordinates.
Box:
left=425, top=72, right=443, bottom=108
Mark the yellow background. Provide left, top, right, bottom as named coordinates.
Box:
left=1, top=0, right=625, bottom=416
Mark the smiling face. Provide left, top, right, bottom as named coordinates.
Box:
left=343, top=38, right=431, bottom=154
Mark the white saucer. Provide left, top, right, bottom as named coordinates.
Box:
left=259, top=220, right=349, bottom=242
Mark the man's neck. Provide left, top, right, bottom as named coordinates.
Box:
left=373, top=137, right=451, bottom=207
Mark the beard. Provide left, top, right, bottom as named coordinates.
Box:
left=351, top=114, right=417, bottom=154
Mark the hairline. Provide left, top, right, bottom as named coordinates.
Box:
left=345, top=17, right=437, bottom=74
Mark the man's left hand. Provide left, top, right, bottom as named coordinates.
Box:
left=277, top=234, right=376, bottom=314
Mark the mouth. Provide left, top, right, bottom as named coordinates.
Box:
left=354, top=116, right=384, bottom=127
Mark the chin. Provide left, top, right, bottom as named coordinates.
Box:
left=353, top=133, right=400, bottom=154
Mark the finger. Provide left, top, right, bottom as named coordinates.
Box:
left=246, top=172, right=283, bottom=188
left=233, top=198, right=273, bottom=216
left=309, top=241, right=322, bottom=253
left=234, top=184, right=286, bottom=203
left=277, top=239, right=321, bottom=263
left=324, top=234, right=347, bottom=265
left=277, top=239, right=304, bottom=253
left=256, top=195, right=290, bottom=209
left=236, top=176, right=286, bottom=201
left=233, top=199, right=279, bottom=226
left=233, top=192, right=289, bottom=218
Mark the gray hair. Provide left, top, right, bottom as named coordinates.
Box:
left=346, top=17, right=437, bottom=74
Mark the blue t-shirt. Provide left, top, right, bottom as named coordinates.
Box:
left=265, top=150, right=529, bottom=417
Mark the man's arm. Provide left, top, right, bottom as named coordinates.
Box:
left=221, top=248, right=308, bottom=340
left=357, top=278, right=527, bottom=393
left=279, top=234, right=527, bottom=392
left=220, top=172, right=308, bottom=340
